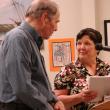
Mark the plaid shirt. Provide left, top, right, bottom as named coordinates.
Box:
left=54, top=58, right=110, bottom=110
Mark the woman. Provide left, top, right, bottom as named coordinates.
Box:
left=54, top=28, right=110, bottom=110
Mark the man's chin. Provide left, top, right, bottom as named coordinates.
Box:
left=42, top=36, right=50, bottom=39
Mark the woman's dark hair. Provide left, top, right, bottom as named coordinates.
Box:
left=76, top=28, right=102, bottom=46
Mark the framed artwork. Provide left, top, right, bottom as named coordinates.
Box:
left=104, top=20, right=110, bottom=46
left=48, top=38, right=75, bottom=72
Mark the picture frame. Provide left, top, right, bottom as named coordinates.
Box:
left=48, top=38, right=75, bottom=72
left=104, top=20, right=110, bottom=46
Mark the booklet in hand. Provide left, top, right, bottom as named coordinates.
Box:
left=87, top=76, right=110, bottom=102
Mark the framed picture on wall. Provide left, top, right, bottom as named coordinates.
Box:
left=104, top=20, right=110, bottom=46
left=48, top=38, right=75, bottom=72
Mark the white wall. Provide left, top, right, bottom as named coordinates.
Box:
left=95, top=0, right=110, bottom=62
left=81, top=0, right=95, bottom=29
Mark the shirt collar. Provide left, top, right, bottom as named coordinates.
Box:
left=20, top=21, right=43, bottom=49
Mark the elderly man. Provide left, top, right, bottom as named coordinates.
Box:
left=0, top=0, right=65, bottom=110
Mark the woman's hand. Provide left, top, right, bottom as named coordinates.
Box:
left=79, top=89, right=97, bottom=102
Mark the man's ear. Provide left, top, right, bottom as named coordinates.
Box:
left=41, top=12, right=49, bottom=24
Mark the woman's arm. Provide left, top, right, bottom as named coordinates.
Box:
left=54, top=89, right=97, bottom=109
left=54, top=89, right=82, bottom=109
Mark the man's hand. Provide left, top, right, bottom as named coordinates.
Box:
left=54, top=100, right=65, bottom=110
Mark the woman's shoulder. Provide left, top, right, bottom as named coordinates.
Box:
left=97, top=58, right=110, bottom=67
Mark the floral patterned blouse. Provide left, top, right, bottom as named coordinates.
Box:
left=54, top=58, right=110, bottom=110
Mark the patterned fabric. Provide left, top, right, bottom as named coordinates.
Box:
left=54, top=58, right=110, bottom=110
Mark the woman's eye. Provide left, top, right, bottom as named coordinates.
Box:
left=77, top=42, right=81, bottom=45
left=85, top=42, right=91, bottom=45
